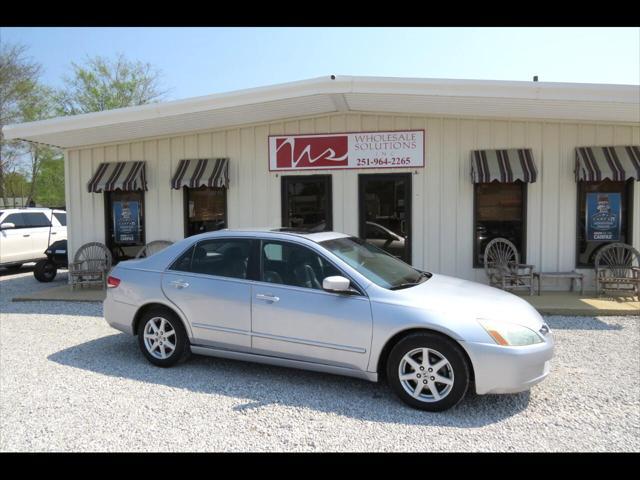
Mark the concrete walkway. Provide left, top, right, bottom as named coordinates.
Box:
left=10, top=283, right=639, bottom=316
left=519, top=291, right=639, bottom=316
left=11, top=284, right=106, bottom=302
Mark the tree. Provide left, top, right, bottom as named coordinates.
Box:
left=34, top=154, right=65, bottom=208
left=18, top=84, right=57, bottom=206
left=0, top=43, right=41, bottom=206
left=54, top=53, right=168, bottom=116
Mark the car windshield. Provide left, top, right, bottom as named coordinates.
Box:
left=320, top=236, right=429, bottom=290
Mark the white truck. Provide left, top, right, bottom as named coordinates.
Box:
left=0, top=208, right=67, bottom=269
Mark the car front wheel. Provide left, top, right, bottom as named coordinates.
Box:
left=137, top=308, right=190, bottom=367
left=386, top=332, right=470, bottom=411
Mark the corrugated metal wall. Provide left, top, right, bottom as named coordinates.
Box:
left=65, top=112, right=640, bottom=289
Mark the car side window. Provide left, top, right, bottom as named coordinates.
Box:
left=261, top=241, right=342, bottom=290
left=169, top=245, right=195, bottom=272
left=22, top=212, right=51, bottom=228
left=2, top=213, right=27, bottom=228
left=170, top=239, right=252, bottom=280
left=53, top=212, right=67, bottom=226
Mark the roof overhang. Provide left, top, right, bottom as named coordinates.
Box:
left=3, top=75, right=639, bottom=149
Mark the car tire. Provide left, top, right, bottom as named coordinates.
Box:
left=386, top=332, right=470, bottom=412
left=137, top=307, right=191, bottom=367
left=34, top=260, right=57, bottom=282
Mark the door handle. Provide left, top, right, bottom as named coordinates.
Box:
left=23, top=234, right=30, bottom=237
left=256, top=293, right=279, bottom=303
left=170, top=280, right=190, bottom=289
left=51, top=232, right=57, bottom=235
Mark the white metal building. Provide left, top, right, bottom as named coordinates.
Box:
left=4, top=75, right=639, bottom=290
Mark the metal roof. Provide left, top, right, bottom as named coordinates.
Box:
left=3, top=75, right=639, bottom=149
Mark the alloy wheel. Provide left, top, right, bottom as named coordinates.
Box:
left=143, top=317, right=177, bottom=360
left=398, top=347, right=455, bottom=402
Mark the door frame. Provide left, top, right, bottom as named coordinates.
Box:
left=104, top=190, right=146, bottom=261
left=358, top=172, right=413, bottom=264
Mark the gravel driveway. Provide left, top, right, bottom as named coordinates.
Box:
left=1, top=269, right=638, bottom=452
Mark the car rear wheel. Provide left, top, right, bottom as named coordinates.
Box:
left=137, top=308, right=190, bottom=367
left=386, top=332, right=470, bottom=411
left=34, top=259, right=57, bottom=282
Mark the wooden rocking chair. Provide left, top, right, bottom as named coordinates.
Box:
left=135, top=240, right=174, bottom=259
left=69, top=242, right=112, bottom=290
left=483, top=237, right=535, bottom=295
left=594, top=243, right=640, bottom=300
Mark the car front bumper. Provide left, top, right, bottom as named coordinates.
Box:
left=461, top=333, right=555, bottom=395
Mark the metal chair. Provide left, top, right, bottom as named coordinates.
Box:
left=69, top=242, right=112, bottom=290
left=135, top=240, right=173, bottom=259
left=594, top=243, right=640, bottom=300
left=483, top=237, right=535, bottom=295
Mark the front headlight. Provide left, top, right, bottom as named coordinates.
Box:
left=477, top=318, right=544, bottom=346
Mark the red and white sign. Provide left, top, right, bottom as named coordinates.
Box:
left=269, top=130, right=425, bottom=171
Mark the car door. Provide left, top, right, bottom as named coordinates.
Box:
left=22, top=212, right=52, bottom=259
left=161, top=237, right=256, bottom=351
left=251, top=239, right=373, bottom=371
left=0, top=213, right=30, bottom=264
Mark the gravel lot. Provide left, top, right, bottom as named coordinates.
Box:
left=1, top=268, right=638, bottom=452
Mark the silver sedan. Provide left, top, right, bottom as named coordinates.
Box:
left=104, top=229, right=554, bottom=411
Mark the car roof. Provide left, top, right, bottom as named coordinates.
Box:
left=199, top=228, right=351, bottom=243
left=0, top=208, right=65, bottom=213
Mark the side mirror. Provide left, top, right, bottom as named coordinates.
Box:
left=322, top=275, right=351, bottom=293
left=0, top=222, right=16, bottom=230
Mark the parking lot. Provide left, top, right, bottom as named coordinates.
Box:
left=0, top=268, right=638, bottom=452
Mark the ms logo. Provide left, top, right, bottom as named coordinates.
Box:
left=275, top=135, right=348, bottom=169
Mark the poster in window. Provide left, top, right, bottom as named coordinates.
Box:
left=113, top=200, right=140, bottom=244
left=586, top=193, right=621, bottom=242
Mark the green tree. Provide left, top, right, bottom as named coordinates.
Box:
left=18, top=84, right=57, bottom=205
left=34, top=154, right=65, bottom=208
left=0, top=43, right=41, bottom=205
left=2, top=170, right=30, bottom=205
left=54, top=53, right=168, bottom=115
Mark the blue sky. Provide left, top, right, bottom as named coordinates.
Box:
left=2, top=27, right=639, bottom=101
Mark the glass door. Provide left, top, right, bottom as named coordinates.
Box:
left=358, top=173, right=412, bottom=263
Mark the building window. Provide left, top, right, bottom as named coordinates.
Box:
left=281, top=175, right=332, bottom=232
left=105, top=190, right=145, bottom=261
left=576, top=179, right=633, bottom=268
left=184, top=187, right=227, bottom=237
left=473, top=182, right=527, bottom=268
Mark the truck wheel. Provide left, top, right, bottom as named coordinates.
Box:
left=34, top=260, right=57, bottom=282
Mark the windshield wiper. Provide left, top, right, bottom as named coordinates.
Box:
left=389, top=272, right=430, bottom=290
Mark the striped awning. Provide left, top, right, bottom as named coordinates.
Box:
left=87, top=161, right=147, bottom=193
left=471, top=149, right=538, bottom=183
left=171, top=158, right=229, bottom=189
left=575, top=146, right=640, bottom=182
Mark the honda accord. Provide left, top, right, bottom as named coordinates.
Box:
left=104, top=229, right=554, bottom=411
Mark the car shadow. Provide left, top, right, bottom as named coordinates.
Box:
left=545, top=316, right=626, bottom=331
left=48, top=333, right=531, bottom=427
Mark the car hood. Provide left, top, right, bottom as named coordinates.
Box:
left=387, top=273, right=545, bottom=331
